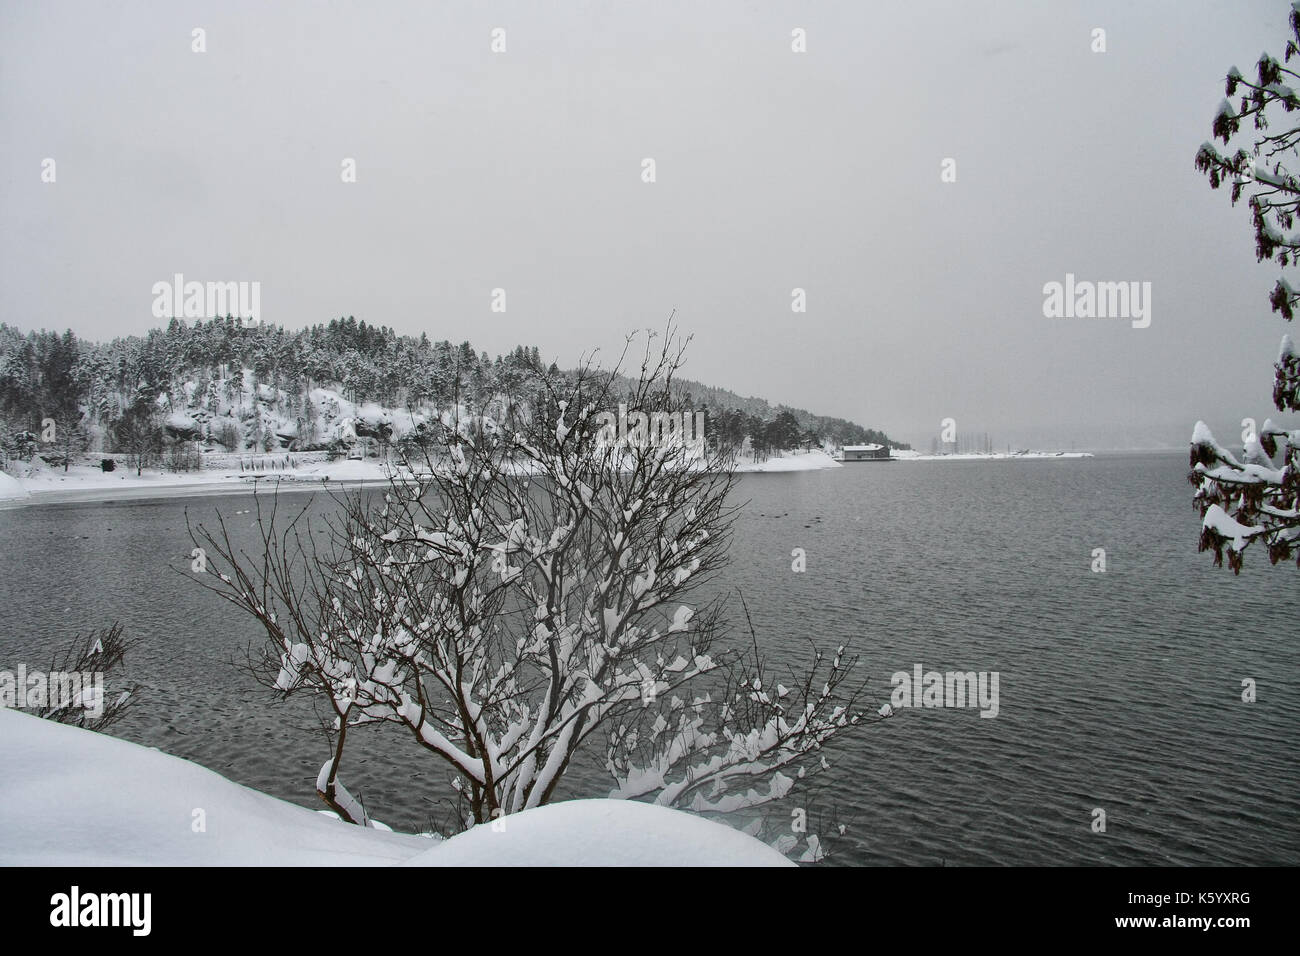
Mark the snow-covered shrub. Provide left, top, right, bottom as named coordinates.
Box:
left=33, top=622, right=136, bottom=731
left=189, top=330, right=877, bottom=856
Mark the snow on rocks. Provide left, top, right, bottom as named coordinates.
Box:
left=164, top=411, right=199, bottom=435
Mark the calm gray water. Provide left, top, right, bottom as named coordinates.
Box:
left=2, top=452, right=1297, bottom=865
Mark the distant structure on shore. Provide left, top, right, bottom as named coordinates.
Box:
left=839, top=443, right=893, bottom=462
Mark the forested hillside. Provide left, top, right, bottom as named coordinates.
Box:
left=0, top=317, right=906, bottom=467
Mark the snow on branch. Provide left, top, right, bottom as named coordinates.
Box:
left=187, top=326, right=878, bottom=853
left=1192, top=13, right=1300, bottom=574
left=1189, top=421, right=1299, bottom=572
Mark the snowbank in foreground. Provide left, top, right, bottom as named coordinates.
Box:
left=0, top=709, right=791, bottom=867
left=0, top=709, right=427, bottom=866
left=403, top=799, right=794, bottom=867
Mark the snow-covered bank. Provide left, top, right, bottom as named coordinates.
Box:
left=1, top=458, right=396, bottom=507
left=0, top=471, right=30, bottom=504
left=403, top=798, right=792, bottom=867
left=1, top=448, right=846, bottom=508
left=895, top=451, right=1095, bottom=461
left=0, top=709, right=426, bottom=866
left=0, top=709, right=793, bottom=866
left=736, top=449, right=842, bottom=473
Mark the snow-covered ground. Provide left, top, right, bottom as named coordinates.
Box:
left=2, top=446, right=1096, bottom=510
left=0, top=709, right=793, bottom=866
left=0, top=470, right=30, bottom=503
left=404, top=798, right=792, bottom=867
left=0, top=457, right=396, bottom=508
left=0, top=709, right=426, bottom=865
left=1, top=448, right=846, bottom=507
left=736, top=449, right=842, bottom=473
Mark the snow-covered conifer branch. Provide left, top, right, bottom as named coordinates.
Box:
left=1192, top=9, right=1300, bottom=573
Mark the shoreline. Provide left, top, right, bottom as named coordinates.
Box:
left=2, top=448, right=1113, bottom=510
left=10, top=477, right=392, bottom=508
left=893, top=451, right=1096, bottom=462
left=0, top=465, right=396, bottom=510
left=3, top=449, right=849, bottom=509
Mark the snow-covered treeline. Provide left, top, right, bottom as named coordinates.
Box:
left=0, top=316, right=904, bottom=469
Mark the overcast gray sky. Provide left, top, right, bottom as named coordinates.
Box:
left=2, top=0, right=1296, bottom=449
